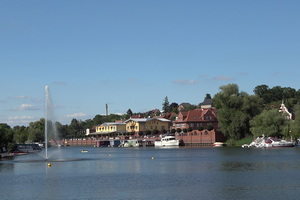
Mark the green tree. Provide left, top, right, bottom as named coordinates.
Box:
left=214, top=84, right=262, bottom=140
left=126, top=109, right=133, bottom=117
left=13, top=125, right=28, bottom=143
left=0, top=123, right=14, bottom=145
left=205, top=93, right=212, bottom=99
left=250, top=109, right=289, bottom=138
left=254, top=84, right=271, bottom=104
left=162, top=96, right=170, bottom=113
left=93, top=115, right=104, bottom=125
left=290, top=104, right=300, bottom=140
left=27, top=119, right=45, bottom=142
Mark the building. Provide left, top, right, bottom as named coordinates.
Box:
left=173, top=108, right=219, bottom=131
left=89, top=122, right=126, bottom=136
left=124, top=117, right=171, bottom=135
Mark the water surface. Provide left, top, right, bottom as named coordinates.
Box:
left=1, top=146, right=300, bottom=200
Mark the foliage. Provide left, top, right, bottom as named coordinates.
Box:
left=207, top=124, right=214, bottom=131
left=250, top=109, right=289, bottom=137
left=205, top=93, right=212, bottom=100
left=254, top=84, right=299, bottom=106
left=198, top=126, right=204, bottom=131
left=176, top=128, right=182, bottom=133
left=289, top=104, right=300, bottom=140
left=126, top=109, right=133, bottom=117
left=13, top=126, right=28, bottom=143
left=162, top=96, right=170, bottom=113
left=27, top=119, right=45, bottom=143
left=213, top=84, right=263, bottom=140
left=0, top=123, right=14, bottom=145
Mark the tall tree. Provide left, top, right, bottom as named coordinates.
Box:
left=290, top=104, right=300, bottom=140
left=205, top=93, right=212, bottom=99
left=214, top=84, right=262, bottom=140
left=126, top=109, right=133, bottom=117
left=162, top=96, right=170, bottom=113
left=27, top=119, right=45, bottom=142
left=0, top=123, right=14, bottom=145
left=250, top=109, right=289, bottom=138
left=13, top=125, right=28, bottom=143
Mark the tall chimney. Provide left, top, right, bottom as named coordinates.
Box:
left=106, top=104, right=108, bottom=116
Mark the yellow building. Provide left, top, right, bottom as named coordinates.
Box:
left=94, top=122, right=126, bottom=135
left=124, top=117, right=171, bottom=134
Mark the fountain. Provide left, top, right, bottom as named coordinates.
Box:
left=44, top=85, right=59, bottom=160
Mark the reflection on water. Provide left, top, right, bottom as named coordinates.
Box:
left=1, top=147, right=300, bottom=200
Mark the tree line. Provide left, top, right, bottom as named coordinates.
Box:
left=214, top=84, right=300, bottom=141
left=1, top=83, right=300, bottom=148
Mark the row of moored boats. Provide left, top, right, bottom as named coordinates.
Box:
left=242, top=136, right=295, bottom=148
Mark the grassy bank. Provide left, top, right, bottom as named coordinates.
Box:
left=225, top=136, right=253, bottom=147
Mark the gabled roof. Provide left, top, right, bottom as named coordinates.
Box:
left=175, top=108, right=217, bottom=122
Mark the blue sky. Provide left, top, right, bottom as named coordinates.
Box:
left=1, top=0, right=299, bottom=127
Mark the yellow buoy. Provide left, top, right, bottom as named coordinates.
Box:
left=151, top=157, right=155, bottom=160
left=47, top=163, right=52, bottom=167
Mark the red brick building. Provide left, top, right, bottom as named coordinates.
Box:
left=173, top=108, right=219, bottom=131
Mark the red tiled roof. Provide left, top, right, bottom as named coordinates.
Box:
left=175, top=108, right=217, bottom=122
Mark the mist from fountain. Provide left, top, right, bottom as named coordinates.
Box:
left=44, top=86, right=60, bottom=160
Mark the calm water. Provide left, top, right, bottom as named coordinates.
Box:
left=1, top=146, right=300, bottom=200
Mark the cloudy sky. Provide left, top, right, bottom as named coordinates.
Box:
left=1, top=0, right=299, bottom=126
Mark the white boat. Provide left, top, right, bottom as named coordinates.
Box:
left=264, top=137, right=294, bottom=147
left=242, top=136, right=294, bottom=148
left=122, top=139, right=140, bottom=147
left=213, top=142, right=225, bottom=147
left=154, top=135, right=179, bottom=147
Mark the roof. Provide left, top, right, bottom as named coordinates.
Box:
left=124, top=117, right=171, bottom=123
left=199, top=98, right=214, bottom=106
left=175, top=108, right=217, bottom=122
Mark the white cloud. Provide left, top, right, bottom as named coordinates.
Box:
left=173, top=79, right=198, bottom=85
left=208, top=76, right=234, bottom=81
left=66, top=112, right=87, bottom=118
left=6, top=116, right=35, bottom=126
left=8, top=95, right=29, bottom=99
left=14, top=104, right=39, bottom=111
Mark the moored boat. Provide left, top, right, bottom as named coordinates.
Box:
left=242, top=136, right=295, bottom=148
left=13, top=143, right=43, bottom=155
left=154, top=135, right=179, bottom=147
left=122, top=139, right=140, bottom=147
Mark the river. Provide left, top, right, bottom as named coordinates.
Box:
left=1, top=146, right=300, bottom=200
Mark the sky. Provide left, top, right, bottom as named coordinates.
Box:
left=1, top=0, right=300, bottom=127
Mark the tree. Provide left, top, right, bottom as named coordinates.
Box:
left=250, top=109, right=289, bottom=138
left=93, top=115, right=104, bottom=125
left=205, top=93, right=212, bottom=99
left=207, top=124, right=214, bottom=131
left=254, top=84, right=271, bottom=104
left=13, top=125, right=28, bottom=144
left=0, top=123, right=14, bottom=145
left=214, top=84, right=263, bottom=140
left=170, top=102, right=179, bottom=113
left=162, top=96, right=170, bottom=113
left=126, top=109, right=133, bottom=117
left=27, top=119, right=45, bottom=142
left=290, top=104, right=300, bottom=140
